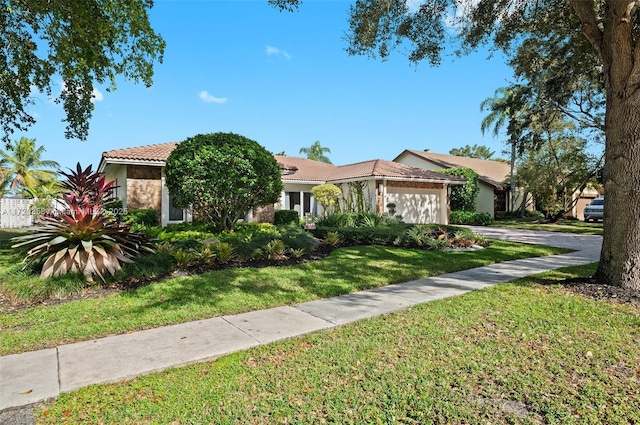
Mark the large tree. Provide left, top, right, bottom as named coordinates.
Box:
left=516, top=117, right=602, bottom=221
left=272, top=0, right=640, bottom=290
left=449, top=144, right=495, bottom=160
left=0, top=0, right=165, bottom=145
left=164, top=133, right=283, bottom=232
left=0, top=137, right=59, bottom=192
left=299, top=141, right=332, bottom=164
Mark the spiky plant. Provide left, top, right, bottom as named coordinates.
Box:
left=11, top=163, right=153, bottom=283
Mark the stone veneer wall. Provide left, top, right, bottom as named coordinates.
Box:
left=253, top=204, right=275, bottom=223
left=126, top=166, right=162, bottom=219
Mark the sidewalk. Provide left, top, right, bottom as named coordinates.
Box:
left=0, top=228, right=602, bottom=412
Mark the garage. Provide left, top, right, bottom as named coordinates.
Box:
left=386, top=188, right=441, bottom=224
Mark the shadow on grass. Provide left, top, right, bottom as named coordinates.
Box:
left=119, top=243, right=566, bottom=317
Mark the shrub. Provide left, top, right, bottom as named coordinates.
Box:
left=450, top=210, right=494, bottom=225
left=324, top=231, right=342, bottom=247
left=164, top=132, right=283, bottom=231
left=212, top=242, right=234, bottom=263
left=264, top=239, right=287, bottom=260
left=11, top=164, right=153, bottom=283
left=274, top=210, right=300, bottom=225
left=434, top=167, right=479, bottom=211
left=310, top=183, right=342, bottom=214
left=125, top=208, right=159, bottom=226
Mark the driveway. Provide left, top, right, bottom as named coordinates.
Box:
left=465, top=226, right=603, bottom=255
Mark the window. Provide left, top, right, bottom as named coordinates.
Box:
left=168, top=193, right=184, bottom=221
left=285, top=191, right=317, bottom=216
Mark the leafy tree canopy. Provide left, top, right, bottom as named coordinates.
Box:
left=311, top=183, right=342, bottom=215
left=270, top=0, right=640, bottom=289
left=164, top=133, right=284, bottom=232
left=449, top=144, right=495, bottom=160
left=0, top=0, right=165, bottom=145
left=434, top=167, right=479, bottom=212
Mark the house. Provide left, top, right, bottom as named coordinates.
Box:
left=274, top=156, right=465, bottom=224
left=393, top=149, right=527, bottom=217
left=98, top=143, right=465, bottom=226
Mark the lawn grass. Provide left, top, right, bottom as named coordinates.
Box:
left=0, top=240, right=568, bottom=355
left=492, top=217, right=603, bottom=235
left=37, top=263, right=640, bottom=424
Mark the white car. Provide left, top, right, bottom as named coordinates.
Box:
left=584, top=197, right=604, bottom=222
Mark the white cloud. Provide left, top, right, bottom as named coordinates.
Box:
left=266, top=45, right=291, bottom=60
left=91, top=87, right=104, bottom=102
left=52, top=81, right=104, bottom=103
left=198, top=90, right=228, bottom=104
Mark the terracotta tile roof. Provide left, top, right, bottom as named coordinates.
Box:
left=100, top=144, right=463, bottom=185
left=396, top=150, right=511, bottom=188
left=328, top=159, right=465, bottom=183
left=276, top=156, right=465, bottom=183
left=103, top=142, right=178, bottom=163
left=274, top=156, right=338, bottom=182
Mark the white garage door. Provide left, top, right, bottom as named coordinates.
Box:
left=386, top=188, right=440, bottom=224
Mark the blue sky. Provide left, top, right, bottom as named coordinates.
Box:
left=23, top=0, right=516, bottom=171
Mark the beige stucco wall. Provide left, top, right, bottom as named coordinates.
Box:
left=336, top=180, right=377, bottom=213
left=476, top=183, right=495, bottom=216
left=103, top=164, right=128, bottom=208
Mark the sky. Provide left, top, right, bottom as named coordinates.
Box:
left=21, top=0, right=517, bottom=172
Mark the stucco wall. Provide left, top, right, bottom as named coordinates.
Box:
left=103, top=164, right=128, bottom=208
left=476, top=183, right=495, bottom=216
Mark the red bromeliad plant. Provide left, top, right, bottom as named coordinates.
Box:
left=12, top=163, right=153, bottom=283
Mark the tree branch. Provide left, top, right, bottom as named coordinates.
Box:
left=568, top=0, right=604, bottom=60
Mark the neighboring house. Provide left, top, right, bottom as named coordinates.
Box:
left=274, top=156, right=465, bottom=224
left=393, top=149, right=527, bottom=217
left=99, top=143, right=465, bottom=226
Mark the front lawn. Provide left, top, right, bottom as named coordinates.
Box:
left=0, top=240, right=568, bottom=355
left=38, top=263, right=640, bottom=424
left=492, top=217, right=603, bottom=235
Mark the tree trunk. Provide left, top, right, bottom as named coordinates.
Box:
left=509, top=139, right=516, bottom=212
left=595, top=93, right=640, bottom=291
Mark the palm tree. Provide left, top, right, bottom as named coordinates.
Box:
left=299, top=141, right=332, bottom=164
left=0, top=158, right=11, bottom=196
left=480, top=85, right=532, bottom=211
left=0, top=137, right=60, bottom=192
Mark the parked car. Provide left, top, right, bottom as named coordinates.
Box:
left=584, top=197, right=604, bottom=222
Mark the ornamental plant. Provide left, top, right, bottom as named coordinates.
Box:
left=164, top=132, right=283, bottom=232
left=12, top=163, right=153, bottom=283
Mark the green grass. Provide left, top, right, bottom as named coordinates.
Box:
left=0, top=240, right=568, bottom=355
left=37, top=263, right=640, bottom=424
left=492, top=217, right=603, bottom=235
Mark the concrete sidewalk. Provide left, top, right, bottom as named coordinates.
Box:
left=0, top=228, right=602, bottom=413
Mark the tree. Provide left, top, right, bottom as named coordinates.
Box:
left=480, top=85, right=535, bottom=212
left=449, top=144, right=495, bottom=160
left=270, top=0, right=640, bottom=289
left=0, top=1, right=165, bottom=145
left=299, top=141, right=332, bottom=164
left=311, top=183, right=342, bottom=215
left=164, top=133, right=283, bottom=232
left=0, top=137, right=59, bottom=192
left=516, top=120, right=602, bottom=221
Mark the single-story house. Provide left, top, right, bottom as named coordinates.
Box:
left=98, top=143, right=465, bottom=226
left=393, top=149, right=528, bottom=217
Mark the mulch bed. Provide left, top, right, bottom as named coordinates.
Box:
left=0, top=246, right=335, bottom=314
